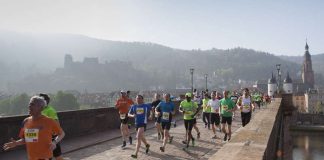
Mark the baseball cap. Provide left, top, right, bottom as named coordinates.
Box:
left=185, top=92, right=192, bottom=97
left=120, top=90, right=126, bottom=93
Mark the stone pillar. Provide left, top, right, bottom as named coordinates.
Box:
left=281, top=94, right=294, bottom=160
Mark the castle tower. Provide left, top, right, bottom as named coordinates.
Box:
left=301, top=42, right=315, bottom=89
left=268, top=72, right=277, bottom=97
left=283, top=72, right=293, bottom=94
left=64, top=54, right=73, bottom=69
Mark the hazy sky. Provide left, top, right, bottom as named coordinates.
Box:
left=1, top=0, right=323, bottom=56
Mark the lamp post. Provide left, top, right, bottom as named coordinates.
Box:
left=190, top=68, right=194, bottom=93
left=276, top=64, right=281, bottom=94
left=204, top=74, right=208, bottom=91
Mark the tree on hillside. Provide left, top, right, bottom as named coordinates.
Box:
left=0, top=93, right=29, bottom=116
left=52, top=91, right=79, bottom=111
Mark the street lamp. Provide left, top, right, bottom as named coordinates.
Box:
left=276, top=64, right=281, bottom=94
left=204, top=74, right=208, bottom=91
left=190, top=68, right=194, bottom=93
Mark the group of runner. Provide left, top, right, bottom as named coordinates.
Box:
left=1, top=88, right=265, bottom=159
left=114, top=87, right=264, bottom=158
left=115, top=91, right=175, bottom=158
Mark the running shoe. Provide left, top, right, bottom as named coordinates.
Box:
left=121, top=141, right=126, bottom=148
left=223, top=133, right=228, bottom=141
left=169, top=136, right=174, bottom=143
left=192, top=138, right=195, bottom=146
left=145, top=144, right=150, bottom=154
left=129, top=136, right=132, bottom=145
left=160, top=146, right=165, bottom=152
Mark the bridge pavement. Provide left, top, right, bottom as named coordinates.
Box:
left=63, top=112, right=248, bottom=160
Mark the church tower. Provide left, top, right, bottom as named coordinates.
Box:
left=301, top=42, right=315, bottom=89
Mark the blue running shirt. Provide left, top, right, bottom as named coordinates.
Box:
left=129, top=103, right=152, bottom=125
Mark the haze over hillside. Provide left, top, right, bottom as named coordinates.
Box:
left=0, top=31, right=323, bottom=94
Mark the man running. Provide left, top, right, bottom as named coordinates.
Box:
left=39, top=93, right=63, bottom=160
left=208, top=91, right=221, bottom=139
left=128, top=95, right=153, bottom=158
left=155, top=93, right=175, bottom=152
left=220, top=90, right=236, bottom=141
left=179, top=92, right=198, bottom=150
left=202, top=93, right=211, bottom=129
left=115, top=90, right=134, bottom=148
left=237, top=88, right=254, bottom=127
left=151, top=93, right=163, bottom=140
left=3, top=96, right=65, bottom=160
left=254, top=92, right=262, bottom=109
left=230, top=92, right=239, bottom=120
left=192, top=92, right=202, bottom=139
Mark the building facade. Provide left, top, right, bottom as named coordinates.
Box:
left=305, top=89, right=324, bottom=114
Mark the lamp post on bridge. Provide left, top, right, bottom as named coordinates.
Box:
left=190, top=68, right=194, bottom=93
left=204, top=74, right=208, bottom=91
left=276, top=64, right=281, bottom=95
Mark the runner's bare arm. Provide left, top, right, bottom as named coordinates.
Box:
left=3, top=138, right=25, bottom=151
left=51, top=130, right=65, bottom=150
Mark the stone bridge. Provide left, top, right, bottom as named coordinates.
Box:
left=0, top=97, right=292, bottom=160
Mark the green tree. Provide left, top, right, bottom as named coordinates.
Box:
left=52, top=91, right=79, bottom=111
left=0, top=93, right=29, bottom=116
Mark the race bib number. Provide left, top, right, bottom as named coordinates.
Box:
left=222, top=105, right=228, bottom=111
left=243, top=105, right=250, bottom=109
left=25, top=129, right=39, bottom=142
left=136, top=108, right=144, bottom=114
left=120, top=114, right=126, bottom=119
left=203, top=105, right=207, bottom=110
left=185, top=110, right=192, bottom=116
left=162, top=112, right=170, bottom=120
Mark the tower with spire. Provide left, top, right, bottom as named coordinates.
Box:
left=283, top=72, right=293, bottom=94
left=268, top=72, right=277, bottom=97
left=301, top=42, right=315, bottom=89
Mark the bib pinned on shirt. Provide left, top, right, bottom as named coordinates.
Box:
left=162, top=112, right=170, bottom=120
left=136, top=108, right=144, bottom=114
left=25, top=129, right=39, bottom=142
left=120, top=113, right=126, bottom=119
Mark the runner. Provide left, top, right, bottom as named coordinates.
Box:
left=220, top=90, right=236, bottom=141
left=155, top=93, right=175, bottom=152
left=128, top=95, right=153, bottom=158
left=179, top=92, right=198, bottom=150
left=230, top=92, right=239, bottom=120
left=115, top=90, right=134, bottom=148
left=254, top=92, right=262, bottom=109
left=192, top=93, right=201, bottom=139
left=151, top=93, right=163, bottom=140
left=39, top=93, right=64, bottom=160
left=237, top=88, right=254, bottom=127
left=208, top=91, right=221, bottom=139
left=3, top=96, right=65, bottom=160
left=202, top=93, right=211, bottom=129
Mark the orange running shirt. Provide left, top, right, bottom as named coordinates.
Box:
left=115, top=97, right=134, bottom=114
left=19, top=115, right=62, bottom=160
